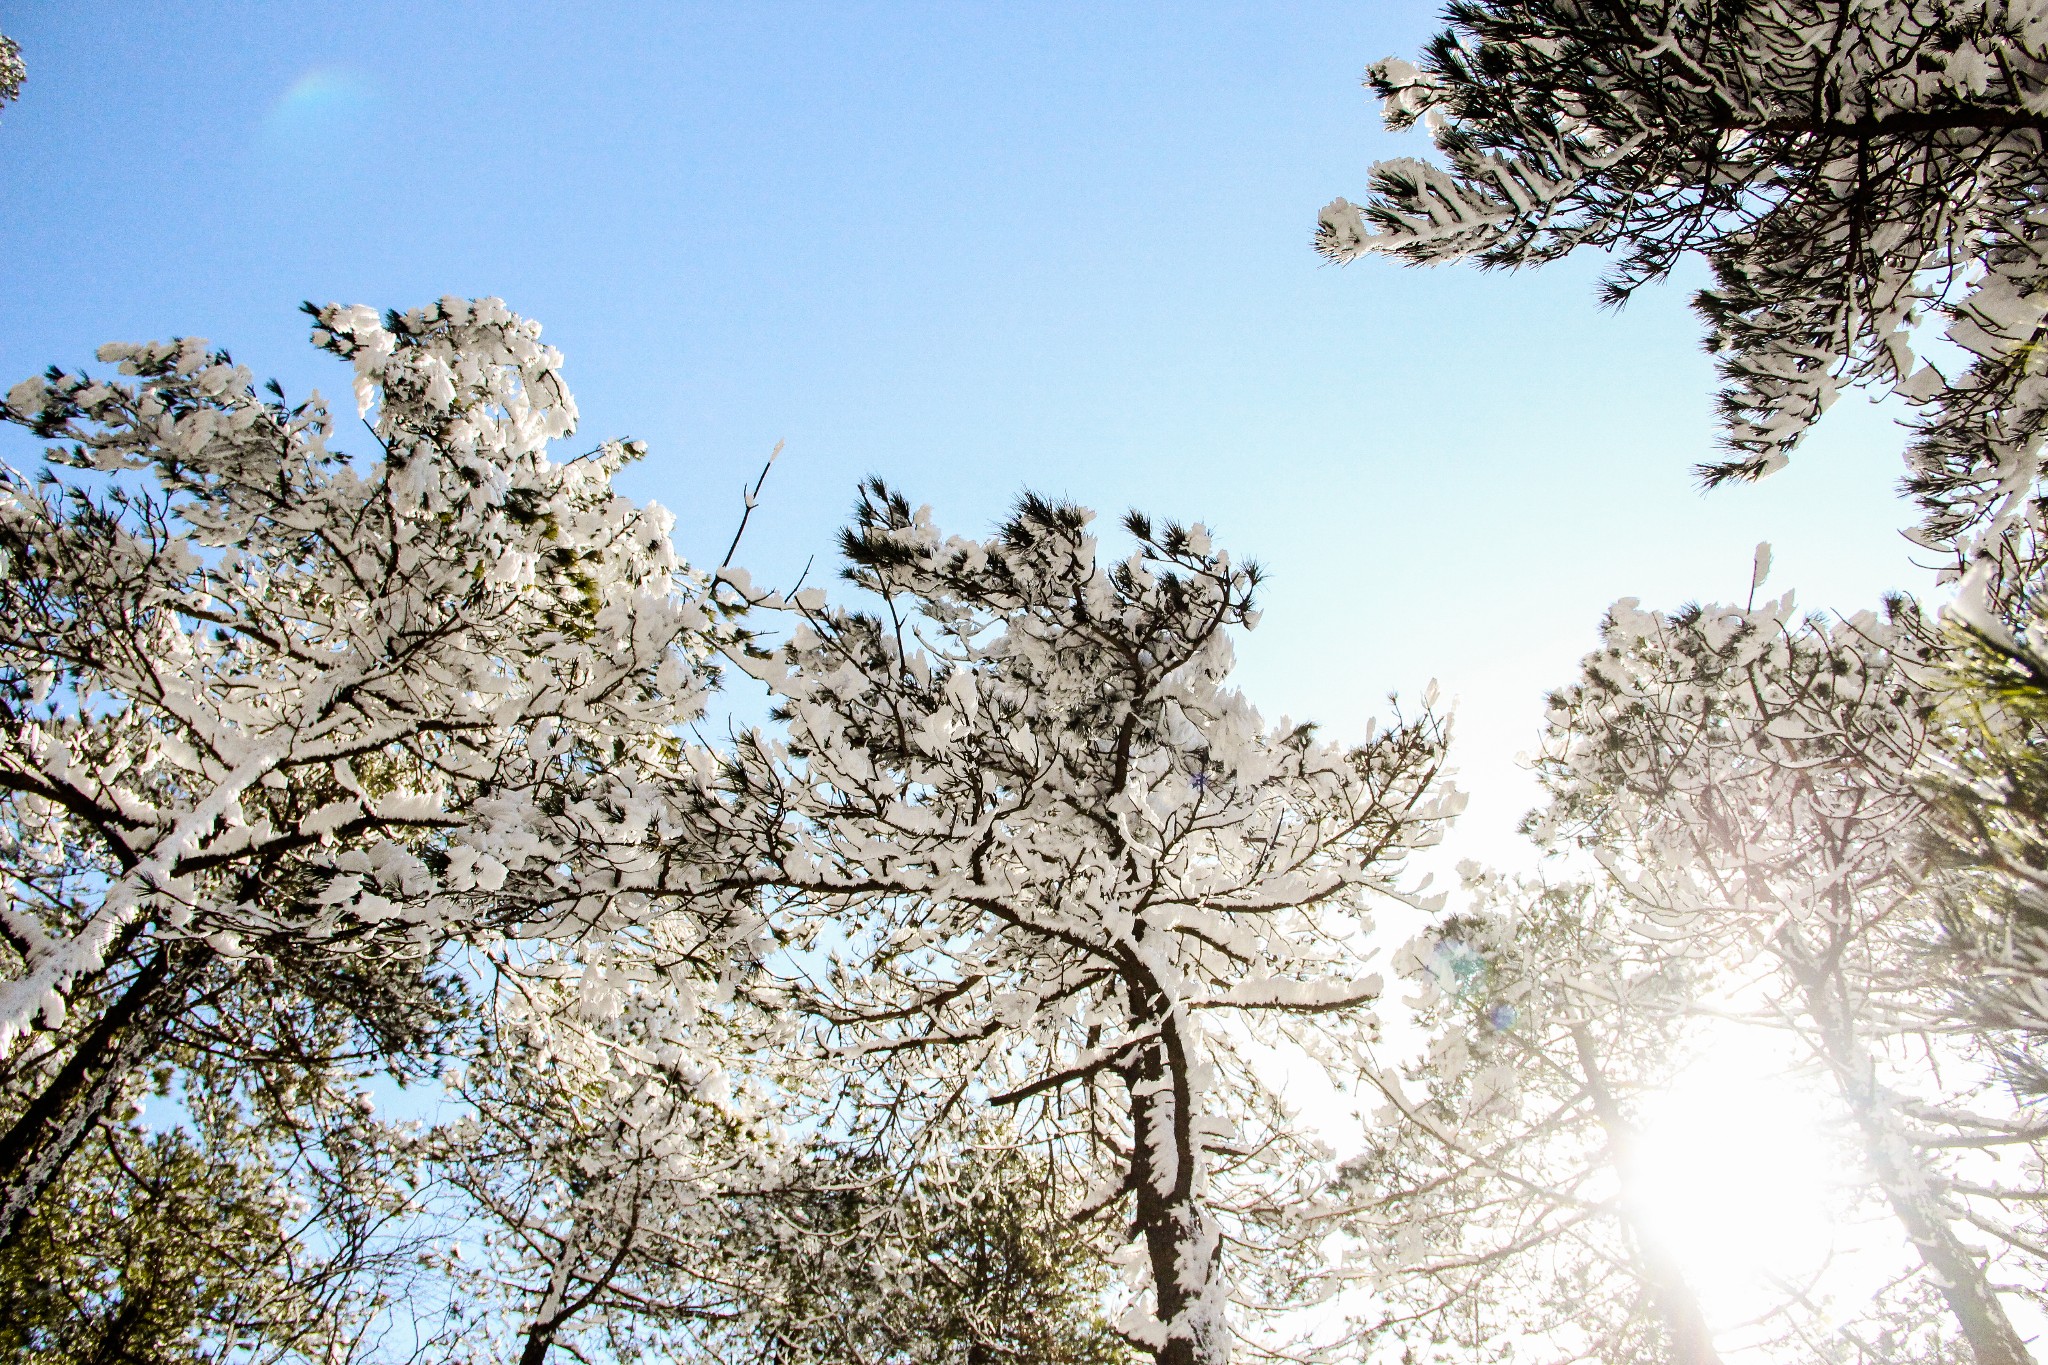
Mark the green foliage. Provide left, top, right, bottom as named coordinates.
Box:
left=712, top=1139, right=1141, bottom=1365
left=0, top=931, right=462, bottom=1363
left=0, top=1118, right=323, bottom=1364
left=1921, top=609, right=2048, bottom=1092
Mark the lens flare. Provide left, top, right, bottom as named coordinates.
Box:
left=260, top=67, right=378, bottom=151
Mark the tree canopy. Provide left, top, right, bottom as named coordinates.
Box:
left=12, top=8, right=2048, bottom=1364
left=1320, top=0, right=2048, bottom=568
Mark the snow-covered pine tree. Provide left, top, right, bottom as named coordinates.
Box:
left=421, top=932, right=790, bottom=1365
left=1319, top=0, right=2048, bottom=569
left=1534, top=587, right=2048, bottom=1365
left=726, top=484, right=1459, bottom=1365
left=0, top=299, right=751, bottom=1250
left=1330, top=875, right=1728, bottom=1365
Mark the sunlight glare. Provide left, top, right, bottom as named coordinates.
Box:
left=1631, top=1028, right=1844, bottom=1312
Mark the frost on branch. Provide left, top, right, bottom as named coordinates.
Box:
left=730, top=483, right=1459, bottom=1365
left=1323, top=0, right=2048, bottom=569
left=0, top=298, right=746, bottom=1247
left=425, top=927, right=790, bottom=1364
left=1533, top=590, right=1934, bottom=954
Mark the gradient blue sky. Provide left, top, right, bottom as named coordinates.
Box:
left=0, top=2, right=1936, bottom=864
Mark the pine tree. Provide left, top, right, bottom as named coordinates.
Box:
left=1531, top=585, right=2046, bottom=1365
left=0, top=29, right=22, bottom=113
left=725, top=484, right=1459, bottom=1365
left=0, top=299, right=749, bottom=1249
left=1331, top=876, right=1727, bottom=1365
left=1320, top=0, right=2048, bottom=566
left=1920, top=589, right=2048, bottom=1092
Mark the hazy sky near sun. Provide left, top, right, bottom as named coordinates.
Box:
left=0, top=1, right=1942, bottom=865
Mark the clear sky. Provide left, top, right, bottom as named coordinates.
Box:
left=0, top=1, right=1939, bottom=868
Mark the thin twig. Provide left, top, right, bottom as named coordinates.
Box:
left=720, top=440, right=783, bottom=571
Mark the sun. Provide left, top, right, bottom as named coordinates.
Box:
left=1628, top=1024, right=1858, bottom=1332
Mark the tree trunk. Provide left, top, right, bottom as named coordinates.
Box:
left=1127, top=1027, right=1228, bottom=1365
left=517, top=1324, right=554, bottom=1365
left=1569, top=1025, right=1725, bottom=1365
left=1788, top=936, right=2034, bottom=1365
left=0, top=943, right=200, bottom=1250
left=517, top=1205, right=593, bottom=1365
left=1137, top=1192, right=1223, bottom=1365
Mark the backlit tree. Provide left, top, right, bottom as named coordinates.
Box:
left=727, top=484, right=1460, bottom=1365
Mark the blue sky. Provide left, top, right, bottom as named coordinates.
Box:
left=0, top=2, right=1936, bottom=864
